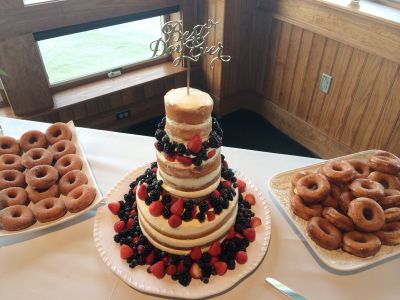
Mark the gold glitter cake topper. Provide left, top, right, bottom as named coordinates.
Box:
left=150, top=19, right=231, bottom=94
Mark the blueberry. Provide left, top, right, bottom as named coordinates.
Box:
left=161, top=135, right=170, bottom=144
left=193, top=156, right=202, bottom=166
left=176, top=143, right=186, bottom=155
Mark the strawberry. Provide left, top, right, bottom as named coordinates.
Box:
left=235, top=251, right=248, bottom=264
left=165, top=264, right=177, bottom=276
left=211, top=190, right=221, bottom=199
left=114, top=220, right=125, bottom=233
left=191, top=207, right=197, bottom=219
left=150, top=261, right=165, bottom=279
left=244, top=193, right=256, bottom=205
left=149, top=201, right=164, bottom=217
left=208, top=241, right=221, bottom=257
left=206, top=211, right=215, bottom=221
left=243, top=228, right=256, bottom=242
left=137, top=184, right=148, bottom=200
left=168, top=215, right=182, bottom=228
left=226, top=226, right=235, bottom=239
left=162, top=255, right=171, bottom=265
left=130, top=209, right=137, bottom=217
left=126, top=218, right=134, bottom=229
left=132, top=185, right=138, bottom=194
left=145, top=251, right=156, bottom=265
left=132, top=236, right=140, bottom=243
left=108, top=202, right=120, bottom=214
left=120, top=244, right=134, bottom=260
left=189, top=263, right=203, bottom=279
left=236, top=179, right=246, bottom=193
left=250, top=216, right=262, bottom=228
left=152, top=167, right=158, bottom=172
left=177, top=155, right=192, bottom=165
left=205, top=199, right=212, bottom=210
left=165, top=154, right=176, bottom=162
left=170, top=198, right=184, bottom=216
left=188, top=134, right=202, bottom=154
left=177, top=261, right=185, bottom=273
left=207, top=149, right=216, bottom=159
left=222, top=180, right=231, bottom=188
left=210, top=256, right=219, bottom=266
left=235, top=232, right=244, bottom=239
left=137, top=245, right=144, bottom=254
left=189, top=246, right=202, bottom=260
left=214, top=261, right=227, bottom=276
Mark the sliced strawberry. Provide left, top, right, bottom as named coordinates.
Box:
left=177, top=155, right=192, bottom=165
left=165, top=264, right=177, bottom=276
left=243, top=228, right=256, bottom=242
left=145, top=251, right=155, bottom=265
left=214, top=261, right=227, bottom=276
left=189, top=263, right=203, bottom=279
left=244, top=193, right=256, bottom=205
left=114, top=220, right=125, bottom=233
left=165, top=154, right=176, bottom=162
left=250, top=216, right=262, bottom=228
left=211, top=190, right=221, bottom=199
left=108, top=202, right=120, bottom=214
left=210, top=256, right=219, bottom=266
left=120, top=244, right=134, bottom=259
left=149, top=201, right=164, bottom=217
left=235, top=251, right=248, bottom=264
left=170, top=198, right=184, bottom=216
left=226, top=226, right=235, bottom=239
left=150, top=261, right=165, bottom=279
left=208, top=241, right=221, bottom=257
left=126, top=218, right=134, bottom=229
left=168, top=215, right=182, bottom=228
left=207, top=149, right=216, bottom=159
left=206, top=211, right=215, bottom=221
left=137, top=184, right=148, bottom=200
left=189, top=246, right=202, bottom=260
left=188, top=134, right=202, bottom=154
left=236, top=179, right=246, bottom=193
left=177, top=261, right=185, bottom=273
left=222, top=180, right=231, bottom=188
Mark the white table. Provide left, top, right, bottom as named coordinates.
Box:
left=0, top=117, right=398, bottom=300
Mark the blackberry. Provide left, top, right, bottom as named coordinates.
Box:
left=161, top=135, right=170, bottom=144
left=184, top=200, right=194, bottom=209
left=129, top=180, right=138, bottom=188
left=210, top=197, right=219, bottom=207
left=161, top=194, right=171, bottom=205
left=129, top=259, right=138, bottom=268
left=202, top=141, right=210, bottom=149
left=178, top=273, right=192, bottom=287
left=208, top=136, right=220, bottom=148
left=201, top=253, right=211, bottom=263
left=214, top=205, right=222, bottom=214
left=149, top=191, right=160, bottom=201
left=150, top=162, right=157, bottom=169
left=113, top=234, right=121, bottom=243
left=243, top=201, right=251, bottom=209
left=201, top=263, right=213, bottom=278
left=138, top=256, right=146, bottom=265
left=138, top=235, right=148, bottom=245
left=202, top=277, right=209, bottom=284
left=196, top=213, right=206, bottom=223
left=145, top=197, right=152, bottom=206
left=170, top=255, right=180, bottom=265
left=193, top=156, right=202, bottom=166
left=164, top=143, right=174, bottom=155
left=171, top=274, right=179, bottom=281
left=162, top=208, right=171, bottom=219
left=160, top=117, right=166, bottom=128
left=199, top=201, right=208, bottom=213
left=184, top=149, right=191, bottom=156
left=227, top=260, right=236, bottom=270
left=221, top=199, right=229, bottom=209
left=155, top=129, right=165, bottom=141
left=234, top=223, right=244, bottom=233
left=176, top=143, right=186, bottom=155
left=182, top=210, right=192, bottom=222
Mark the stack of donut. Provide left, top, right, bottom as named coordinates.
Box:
left=0, top=122, right=97, bottom=231
left=290, top=150, right=400, bottom=258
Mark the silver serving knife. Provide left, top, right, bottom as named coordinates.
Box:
left=265, top=277, right=308, bottom=300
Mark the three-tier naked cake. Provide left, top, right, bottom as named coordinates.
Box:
left=108, top=87, right=262, bottom=286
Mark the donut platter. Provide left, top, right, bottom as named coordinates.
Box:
left=0, top=121, right=103, bottom=236
left=269, top=150, right=400, bottom=272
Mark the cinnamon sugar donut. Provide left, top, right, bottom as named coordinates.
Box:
left=59, top=170, right=87, bottom=195
left=368, top=171, right=400, bottom=190
left=379, top=189, right=400, bottom=209
left=375, top=222, right=400, bottom=245
left=0, top=154, right=23, bottom=171
left=290, top=170, right=312, bottom=188
left=21, top=148, right=53, bottom=169
left=0, top=205, right=35, bottom=231
left=347, top=197, right=385, bottom=232
left=338, top=191, right=354, bottom=214
left=45, top=123, right=72, bottom=145
left=322, top=207, right=354, bottom=232
left=348, top=159, right=370, bottom=179
left=25, top=165, right=58, bottom=190
left=0, top=170, right=25, bottom=189
left=321, top=160, right=356, bottom=183
left=322, top=183, right=341, bottom=209
left=384, top=207, right=400, bottom=223
left=343, top=231, right=381, bottom=258
left=348, top=178, right=384, bottom=200
left=0, top=187, right=29, bottom=208
left=65, top=185, right=96, bottom=213
left=0, top=136, right=20, bottom=155
left=369, top=150, right=400, bottom=175
left=290, top=194, right=322, bottom=220
left=32, top=197, right=66, bottom=223
left=19, top=130, right=47, bottom=152
left=307, top=217, right=342, bottom=250
left=54, top=154, right=82, bottom=176
left=295, top=173, right=330, bottom=204
left=26, top=184, right=59, bottom=204
left=49, top=140, right=76, bottom=161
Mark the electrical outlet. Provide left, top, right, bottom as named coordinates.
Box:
left=116, top=109, right=131, bottom=120
left=320, top=73, right=332, bottom=94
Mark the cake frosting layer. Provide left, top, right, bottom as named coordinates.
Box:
left=165, top=117, right=212, bottom=142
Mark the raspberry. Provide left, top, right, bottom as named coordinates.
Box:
left=189, top=263, right=202, bottom=279
left=108, top=202, right=120, bottom=214
left=235, top=251, right=248, bottom=264
left=244, top=193, right=256, bottom=205
left=145, top=251, right=156, bottom=265
left=165, top=264, right=177, bottom=276
left=187, top=134, right=202, bottom=154
left=236, top=179, right=246, bottom=193
left=168, top=215, right=182, bottom=228
left=207, top=149, right=216, bottom=159
left=170, top=198, right=184, bottom=216
left=177, top=261, right=185, bottom=273
left=250, top=216, right=262, bottom=228
left=114, top=220, right=125, bottom=233
left=214, top=261, right=227, bottom=276
left=120, top=244, right=134, bottom=259
left=189, top=246, right=202, bottom=260
left=243, top=228, right=256, bottom=242
left=222, top=180, right=231, bottom=188
left=149, top=201, right=164, bottom=217
left=208, top=241, right=221, bottom=257
left=206, top=211, right=215, bottom=221
left=211, top=190, right=221, bottom=199
left=226, top=226, right=235, bottom=239
left=176, top=155, right=192, bottom=165
left=210, top=256, right=219, bottom=266
left=126, top=218, right=134, bottom=229
left=137, top=184, right=148, bottom=200
left=149, top=261, right=165, bottom=279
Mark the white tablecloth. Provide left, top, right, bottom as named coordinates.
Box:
left=0, top=117, right=398, bottom=300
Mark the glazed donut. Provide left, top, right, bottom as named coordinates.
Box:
left=342, top=231, right=381, bottom=258
left=25, top=165, right=58, bottom=190
left=384, top=207, right=400, bottom=223
left=0, top=170, right=25, bottom=189
left=348, top=178, right=384, bottom=200
left=0, top=205, right=35, bottom=231
left=295, top=173, right=330, bottom=204
left=321, top=160, right=356, bottom=182
left=32, top=197, right=66, bottom=223
left=0, top=187, right=29, bottom=208
left=347, top=197, right=385, bottom=232
left=0, top=136, right=20, bottom=155
left=368, top=171, right=400, bottom=190
left=338, top=192, right=354, bottom=214
left=65, top=185, right=96, bottom=213
left=322, top=207, right=354, bottom=232
left=290, top=194, right=322, bottom=220
left=45, top=122, right=72, bottom=145
left=348, top=159, right=370, bottom=179
left=307, top=217, right=342, bottom=250
left=0, top=154, right=23, bottom=171
left=26, top=184, right=59, bottom=204
left=21, top=148, right=53, bottom=169
left=375, top=222, right=400, bottom=245
left=369, top=150, right=400, bottom=175
left=19, top=130, right=47, bottom=152
left=54, top=154, right=82, bottom=176
left=291, top=170, right=312, bottom=188
left=49, top=140, right=76, bottom=161
left=379, top=189, right=400, bottom=209
left=59, top=170, right=88, bottom=195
